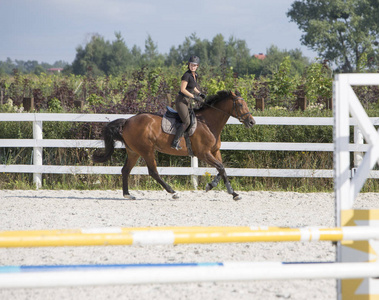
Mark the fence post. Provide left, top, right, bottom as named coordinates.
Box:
left=23, top=97, right=34, bottom=111
left=166, top=94, right=173, bottom=106
left=33, top=120, right=43, bottom=189
left=297, top=96, right=307, bottom=111
left=353, top=126, right=364, bottom=169
left=326, top=97, right=333, bottom=110
left=191, top=157, right=198, bottom=189
left=74, top=100, right=84, bottom=110
left=255, top=98, right=264, bottom=111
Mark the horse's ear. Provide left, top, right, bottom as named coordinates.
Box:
left=234, top=90, right=241, bottom=97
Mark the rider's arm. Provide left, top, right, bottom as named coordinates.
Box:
left=193, top=87, right=201, bottom=95
left=180, top=80, right=196, bottom=98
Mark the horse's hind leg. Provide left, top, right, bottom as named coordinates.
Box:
left=201, top=151, right=241, bottom=201
left=205, top=150, right=223, bottom=191
left=122, top=151, right=140, bottom=199
left=143, top=152, right=178, bottom=199
left=206, top=173, right=221, bottom=192
left=205, top=151, right=225, bottom=192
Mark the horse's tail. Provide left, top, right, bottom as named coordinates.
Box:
left=92, top=118, right=127, bottom=163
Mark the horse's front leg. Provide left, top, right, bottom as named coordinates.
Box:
left=218, top=167, right=241, bottom=200
left=224, top=178, right=241, bottom=201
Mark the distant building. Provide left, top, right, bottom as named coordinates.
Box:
left=253, top=53, right=266, bottom=60
left=47, top=68, right=63, bottom=73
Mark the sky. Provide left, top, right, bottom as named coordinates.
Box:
left=0, top=0, right=318, bottom=64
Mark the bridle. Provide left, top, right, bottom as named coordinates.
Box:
left=202, top=96, right=252, bottom=123
left=231, top=96, right=252, bottom=123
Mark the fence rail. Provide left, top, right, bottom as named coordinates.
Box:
left=1, top=113, right=379, bottom=188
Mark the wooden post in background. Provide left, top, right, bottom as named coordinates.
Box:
left=23, top=97, right=34, bottom=111
left=74, top=100, right=84, bottom=110
left=297, top=95, right=307, bottom=111
left=255, top=98, right=264, bottom=111
left=166, top=94, right=173, bottom=107
left=327, top=97, right=333, bottom=110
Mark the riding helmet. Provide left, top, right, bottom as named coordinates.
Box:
left=188, top=56, right=200, bottom=65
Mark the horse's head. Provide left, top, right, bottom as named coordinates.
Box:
left=230, top=92, right=256, bottom=128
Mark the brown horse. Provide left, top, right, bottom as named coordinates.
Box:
left=93, top=90, right=255, bottom=200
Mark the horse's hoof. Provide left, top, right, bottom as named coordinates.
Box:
left=172, top=193, right=179, bottom=199
left=124, top=194, right=136, bottom=200
left=233, top=195, right=242, bottom=201
left=205, top=184, right=212, bottom=192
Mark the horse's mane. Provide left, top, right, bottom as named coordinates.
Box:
left=194, top=90, right=233, bottom=112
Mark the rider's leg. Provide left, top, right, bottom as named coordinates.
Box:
left=171, top=123, right=187, bottom=150
left=171, top=95, right=191, bottom=150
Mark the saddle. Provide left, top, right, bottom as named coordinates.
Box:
left=162, top=106, right=197, bottom=156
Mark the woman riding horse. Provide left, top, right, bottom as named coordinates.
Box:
left=92, top=90, right=256, bottom=201
left=172, top=56, right=206, bottom=150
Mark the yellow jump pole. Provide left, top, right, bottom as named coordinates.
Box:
left=0, top=226, right=378, bottom=248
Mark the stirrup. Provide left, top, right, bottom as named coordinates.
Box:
left=171, top=141, right=182, bottom=150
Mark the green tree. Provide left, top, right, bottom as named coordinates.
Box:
left=0, top=58, right=68, bottom=75
left=131, top=45, right=143, bottom=67
left=210, top=34, right=226, bottom=66
left=269, top=56, right=299, bottom=106
left=287, top=0, right=379, bottom=72
left=189, top=33, right=210, bottom=65
left=164, top=33, right=256, bottom=75
left=64, top=32, right=310, bottom=78
left=0, top=58, right=16, bottom=75
left=247, top=56, right=264, bottom=77
left=259, top=45, right=309, bottom=77
left=105, top=32, right=132, bottom=76
left=165, top=33, right=210, bottom=66
left=143, top=35, right=164, bottom=67
left=71, top=32, right=139, bottom=75
left=305, top=60, right=333, bottom=104
left=71, top=34, right=109, bottom=76
left=166, top=46, right=182, bottom=66
left=33, top=65, right=46, bottom=75
left=226, top=37, right=252, bottom=75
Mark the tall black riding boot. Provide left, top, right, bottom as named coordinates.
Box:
left=171, top=124, right=186, bottom=150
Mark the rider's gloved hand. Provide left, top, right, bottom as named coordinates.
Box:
left=199, top=93, right=206, bottom=99
left=193, top=95, right=203, bottom=102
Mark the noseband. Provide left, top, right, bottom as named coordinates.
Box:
left=232, top=97, right=252, bottom=123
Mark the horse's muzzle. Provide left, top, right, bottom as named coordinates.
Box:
left=243, top=116, right=256, bottom=128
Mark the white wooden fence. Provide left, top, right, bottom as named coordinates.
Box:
left=1, top=113, right=379, bottom=188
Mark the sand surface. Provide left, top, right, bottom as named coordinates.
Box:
left=0, top=189, right=378, bottom=300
